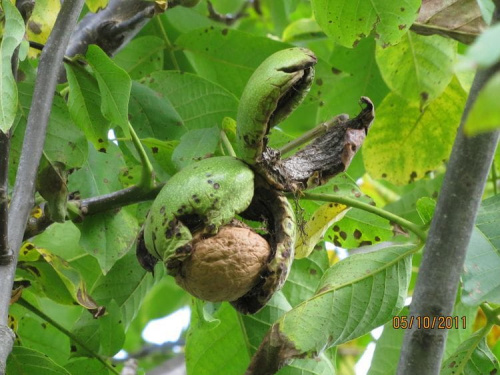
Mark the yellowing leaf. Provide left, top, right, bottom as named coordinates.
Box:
left=85, top=0, right=108, bottom=13
left=295, top=202, right=349, bottom=259
left=26, top=0, right=60, bottom=51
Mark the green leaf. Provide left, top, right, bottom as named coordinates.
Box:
left=10, top=82, right=87, bottom=184
left=463, top=195, right=500, bottom=305
left=464, top=72, right=500, bottom=135
left=141, top=138, right=178, bottom=176
left=282, top=18, right=326, bottom=42
left=142, top=71, right=239, bottom=132
left=242, top=292, right=337, bottom=374
left=32, top=221, right=103, bottom=287
left=71, top=252, right=164, bottom=357
left=0, top=0, right=24, bottom=132
left=172, top=127, right=220, bottom=170
left=129, top=80, right=186, bottom=141
left=113, top=36, right=165, bottom=80
left=461, top=23, right=500, bottom=69
left=65, top=65, right=110, bottom=149
left=367, top=308, right=407, bottom=375
left=376, top=32, right=457, bottom=104
left=441, top=330, right=500, bottom=374
left=68, top=144, right=137, bottom=273
left=363, top=78, right=467, bottom=185
left=250, top=243, right=415, bottom=370
left=11, top=296, right=72, bottom=366
left=6, top=346, right=70, bottom=375
left=99, top=300, right=125, bottom=356
left=64, top=358, right=110, bottom=375
left=281, top=250, right=330, bottom=308
left=186, top=302, right=250, bottom=375
left=384, top=174, right=443, bottom=224
left=311, top=0, right=420, bottom=48
left=416, top=197, right=436, bottom=225
left=86, top=45, right=131, bottom=133
left=319, top=37, right=389, bottom=119
left=176, top=27, right=287, bottom=97
left=90, top=251, right=165, bottom=327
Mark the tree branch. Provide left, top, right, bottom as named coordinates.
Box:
left=0, top=0, right=85, bottom=371
left=397, top=8, right=500, bottom=375
left=0, top=133, right=11, bottom=267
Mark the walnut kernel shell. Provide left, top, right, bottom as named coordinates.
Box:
left=174, top=226, right=270, bottom=302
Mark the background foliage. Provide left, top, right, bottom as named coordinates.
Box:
left=1, top=0, right=500, bottom=374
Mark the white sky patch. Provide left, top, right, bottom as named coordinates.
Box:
left=355, top=342, right=376, bottom=375
left=325, top=241, right=349, bottom=260
left=142, top=306, right=191, bottom=345
left=113, top=349, right=128, bottom=360
left=108, top=129, right=118, bottom=145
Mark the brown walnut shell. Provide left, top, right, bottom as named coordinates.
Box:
left=174, top=225, right=271, bottom=302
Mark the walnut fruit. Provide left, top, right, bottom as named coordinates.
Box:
left=174, top=226, right=271, bottom=302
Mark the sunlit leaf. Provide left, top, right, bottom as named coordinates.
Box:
left=363, top=78, right=466, bottom=185
left=17, top=243, right=100, bottom=311
left=85, top=0, right=108, bottom=13
left=460, top=23, right=500, bottom=69
left=295, top=202, right=349, bottom=258
left=26, top=0, right=60, bottom=48
left=282, top=18, right=326, bottom=42
left=0, top=0, right=24, bottom=132
left=311, top=0, right=420, bottom=48
left=416, top=197, right=436, bottom=225
left=376, top=32, right=457, bottom=104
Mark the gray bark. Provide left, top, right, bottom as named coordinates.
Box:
left=397, top=6, right=500, bottom=374
left=0, top=1, right=85, bottom=372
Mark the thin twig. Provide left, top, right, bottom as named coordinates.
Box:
left=127, top=122, right=155, bottom=191
left=0, top=0, right=85, bottom=371
left=220, top=131, right=236, bottom=157
left=17, top=298, right=119, bottom=374
left=297, top=192, right=428, bottom=242
left=206, top=0, right=251, bottom=25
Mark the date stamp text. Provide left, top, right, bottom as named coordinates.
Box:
left=392, top=316, right=466, bottom=330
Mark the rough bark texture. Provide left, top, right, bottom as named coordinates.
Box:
left=257, top=97, right=374, bottom=191
left=0, top=1, right=85, bottom=372
left=397, top=7, right=500, bottom=375
left=65, top=0, right=166, bottom=58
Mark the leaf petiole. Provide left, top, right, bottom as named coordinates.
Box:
left=17, top=297, right=120, bottom=374
left=127, top=122, right=155, bottom=191
left=298, top=192, right=428, bottom=242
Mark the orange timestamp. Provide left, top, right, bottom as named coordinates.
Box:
left=392, top=315, right=467, bottom=329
